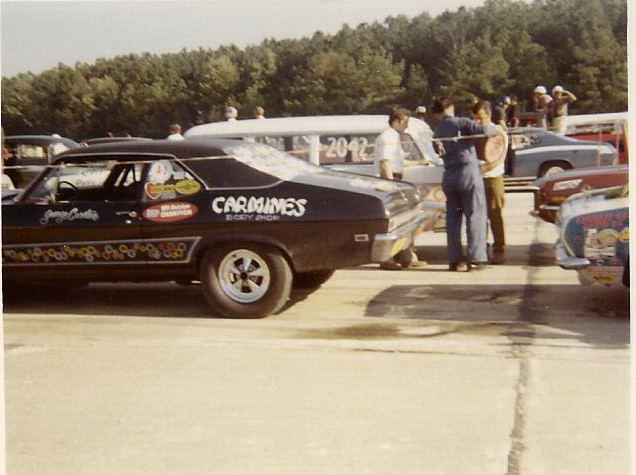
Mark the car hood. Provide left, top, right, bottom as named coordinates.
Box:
left=558, top=184, right=629, bottom=224
left=533, top=165, right=629, bottom=188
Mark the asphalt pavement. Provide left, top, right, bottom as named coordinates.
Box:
left=2, top=192, right=630, bottom=475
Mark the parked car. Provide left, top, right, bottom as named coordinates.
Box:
left=184, top=116, right=446, bottom=232
left=562, top=112, right=628, bottom=164
left=555, top=184, right=629, bottom=287
left=531, top=164, right=629, bottom=223
left=506, top=127, right=618, bottom=179
left=2, top=138, right=428, bottom=318
left=3, top=135, right=80, bottom=188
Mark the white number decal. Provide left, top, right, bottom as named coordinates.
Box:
left=326, top=137, right=338, bottom=158
left=325, top=136, right=370, bottom=160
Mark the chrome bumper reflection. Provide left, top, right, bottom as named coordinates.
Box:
left=371, top=211, right=429, bottom=263
left=555, top=241, right=590, bottom=270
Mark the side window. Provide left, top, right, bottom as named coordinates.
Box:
left=15, top=144, right=46, bottom=160
left=399, top=133, right=423, bottom=160
left=511, top=134, right=539, bottom=150
left=27, top=160, right=144, bottom=203
left=142, top=159, right=202, bottom=202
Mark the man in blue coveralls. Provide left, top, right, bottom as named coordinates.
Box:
left=431, top=97, right=498, bottom=271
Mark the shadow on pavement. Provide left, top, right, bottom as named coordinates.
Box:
left=351, top=283, right=628, bottom=349
left=2, top=281, right=324, bottom=320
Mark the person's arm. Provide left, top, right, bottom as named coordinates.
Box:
left=378, top=159, right=393, bottom=180
left=564, top=90, right=577, bottom=102
left=457, top=117, right=497, bottom=137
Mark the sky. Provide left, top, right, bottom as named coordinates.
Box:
left=0, top=0, right=487, bottom=77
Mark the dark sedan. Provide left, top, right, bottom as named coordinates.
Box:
left=2, top=138, right=427, bottom=318
left=3, top=135, right=80, bottom=188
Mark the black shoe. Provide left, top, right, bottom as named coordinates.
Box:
left=468, top=261, right=489, bottom=271
left=449, top=262, right=469, bottom=272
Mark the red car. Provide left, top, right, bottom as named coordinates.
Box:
left=531, top=165, right=629, bottom=223
left=564, top=113, right=628, bottom=164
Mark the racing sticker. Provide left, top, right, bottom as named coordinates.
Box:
left=2, top=237, right=200, bottom=265
left=143, top=202, right=198, bottom=223
left=144, top=180, right=201, bottom=200
left=40, top=208, right=99, bottom=225
left=565, top=207, right=629, bottom=266
left=211, top=196, right=307, bottom=222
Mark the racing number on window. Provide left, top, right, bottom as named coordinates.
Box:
left=325, top=137, right=369, bottom=160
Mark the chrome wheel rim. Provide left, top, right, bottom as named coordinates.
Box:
left=218, top=249, right=270, bottom=303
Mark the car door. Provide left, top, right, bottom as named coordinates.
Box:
left=2, top=157, right=147, bottom=281
left=138, top=158, right=205, bottom=269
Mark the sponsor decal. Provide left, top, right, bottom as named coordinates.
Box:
left=143, top=202, right=198, bottom=223
left=40, top=208, right=99, bottom=225
left=581, top=265, right=623, bottom=285
left=144, top=180, right=201, bottom=200
left=575, top=210, right=629, bottom=229
left=144, top=182, right=165, bottom=200
left=211, top=196, right=307, bottom=222
left=2, top=237, right=200, bottom=265
left=174, top=179, right=201, bottom=195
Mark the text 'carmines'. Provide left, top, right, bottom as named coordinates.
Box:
left=212, top=196, right=307, bottom=217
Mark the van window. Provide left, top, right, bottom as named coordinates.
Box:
left=286, top=134, right=376, bottom=164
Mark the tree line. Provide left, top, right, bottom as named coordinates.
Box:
left=1, top=0, right=626, bottom=140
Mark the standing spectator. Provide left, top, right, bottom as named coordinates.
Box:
left=225, top=106, right=238, bottom=122
left=414, top=105, right=428, bottom=121
left=166, top=123, right=184, bottom=141
left=551, top=86, right=577, bottom=134
left=492, top=96, right=510, bottom=129
left=374, top=107, right=410, bottom=181
left=473, top=101, right=507, bottom=264
left=253, top=106, right=266, bottom=119
left=532, top=86, right=553, bottom=128
left=506, top=95, right=519, bottom=127
left=373, top=107, right=423, bottom=270
left=432, top=97, right=497, bottom=271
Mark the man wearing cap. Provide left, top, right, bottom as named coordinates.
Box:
left=414, top=106, right=428, bottom=122
left=532, top=86, right=553, bottom=128
left=551, top=86, right=577, bottom=134
left=492, top=96, right=510, bottom=129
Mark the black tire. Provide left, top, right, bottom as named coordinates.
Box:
left=538, top=160, right=571, bottom=177
left=200, top=243, right=292, bottom=318
left=394, top=246, right=415, bottom=267
left=293, top=269, right=335, bottom=289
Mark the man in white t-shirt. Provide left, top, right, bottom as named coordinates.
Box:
left=472, top=100, right=507, bottom=264
left=374, top=107, right=426, bottom=270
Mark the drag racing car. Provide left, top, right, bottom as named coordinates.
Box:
left=555, top=184, right=629, bottom=287
left=2, top=138, right=428, bottom=318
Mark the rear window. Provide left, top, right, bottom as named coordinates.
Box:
left=186, top=157, right=281, bottom=189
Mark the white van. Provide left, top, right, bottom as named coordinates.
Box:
left=185, top=115, right=446, bottom=231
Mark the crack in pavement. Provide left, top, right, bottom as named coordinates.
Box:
left=506, top=221, right=548, bottom=474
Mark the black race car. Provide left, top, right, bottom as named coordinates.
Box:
left=2, top=138, right=426, bottom=318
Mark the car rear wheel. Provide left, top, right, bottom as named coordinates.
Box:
left=293, top=269, right=335, bottom=289
left=538, top=160, right=571, bottom=177
left=200, top=244, right=292, bottom=318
